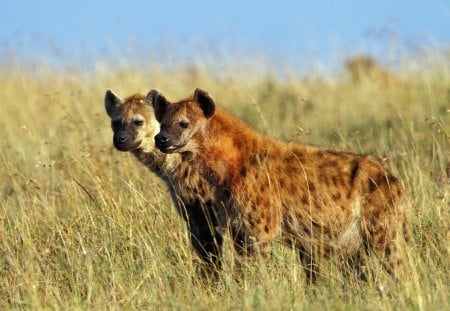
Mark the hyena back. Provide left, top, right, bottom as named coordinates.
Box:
left=152, top=88, right=409, bottom=282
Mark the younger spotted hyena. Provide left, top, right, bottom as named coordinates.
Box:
left=104, top=89, right=229, bottom=270
left=153, top=88, right=409, bottom=282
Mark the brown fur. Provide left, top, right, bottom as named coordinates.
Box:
left=104, top=90, right=230, bottom=271
left=154, top=88, right=409, bottom=282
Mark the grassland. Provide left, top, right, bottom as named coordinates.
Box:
left=0, top=52, right=448, bottom=310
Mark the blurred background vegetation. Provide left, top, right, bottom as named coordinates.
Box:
left=0, top=49, right=448, bottom=309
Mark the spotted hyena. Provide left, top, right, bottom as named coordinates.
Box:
left=153, top=88, right=409, bottom=282
left=104, top=89, right=230, bottom=271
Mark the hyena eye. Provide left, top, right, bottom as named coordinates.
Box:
left=179, top=121, right=189, bottom=129
left=112, top=120, right=122, bottom=128
left=133, top=119, right=144, bottom=126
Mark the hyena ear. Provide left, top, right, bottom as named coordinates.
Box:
left=146, top=89, right=169, bottom=122
left=193, top=88, right=215, bottom=118
left=104, top=89, right=121, bottom=118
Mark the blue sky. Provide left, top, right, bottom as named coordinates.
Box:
left=1, top=1, right=449, bottom=67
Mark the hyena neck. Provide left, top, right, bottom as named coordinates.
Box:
left=196, top=107, right=268, bottom=186
left=131, top=148, right=181, bottom=177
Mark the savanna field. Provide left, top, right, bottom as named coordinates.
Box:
left=0, top=51, right=448, bottom=310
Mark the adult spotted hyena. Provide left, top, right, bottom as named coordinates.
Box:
left=152, top=88, right=409, bottom=282
left=104, top=89, right=229, bottom=271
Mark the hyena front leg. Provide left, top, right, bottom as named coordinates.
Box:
left=229, top=224, right=271, bottom=258
left=230, top=197, right=278, bottom=259
left=186, top=201, right=224, bottom=272
left=229, top=223, right=272, bottom=279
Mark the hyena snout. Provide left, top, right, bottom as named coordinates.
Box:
left=113, top=131, right=140, bottom=152
left=118, top=134, right=128, bottom=143
left=155, top=132, right=172, bottom=152
left=155, top=132, right=169, bottom=144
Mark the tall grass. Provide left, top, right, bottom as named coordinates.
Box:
left=0, top=51, right=448, bottom=310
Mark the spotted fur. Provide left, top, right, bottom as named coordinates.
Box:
left=154, top=88, right=409, bottom=282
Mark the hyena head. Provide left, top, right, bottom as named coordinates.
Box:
left=104, top=89, right=161, bottom=152
left=153, top=88, right=215, bottom=154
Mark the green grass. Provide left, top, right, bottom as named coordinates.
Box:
left=0, top=52, right=448, bottom=310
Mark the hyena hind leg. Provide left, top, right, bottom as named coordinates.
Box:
left=230, top=225, right=272, bottom=258
left=298, top=246, right=319, bottom=284
left=361, top=172, right=408, bottom=280
left=342, top=251, right=369, bottom=282
left=362, top=211, right=407, bottom=280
